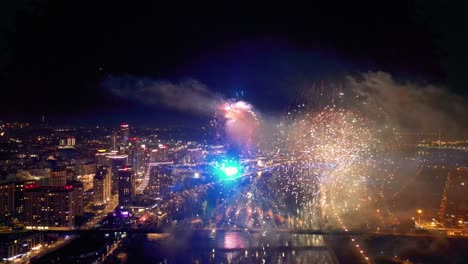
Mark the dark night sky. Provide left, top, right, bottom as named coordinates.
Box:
left=1, top=1, right=467, bottom=127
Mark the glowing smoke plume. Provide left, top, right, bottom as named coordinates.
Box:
left=346, top=71, right=468, bottom=137
left=104, top=75, right=261, bottom=152
left=220, top=100, right=260, bottom=154
left=104, top=76, right=224, bottom=115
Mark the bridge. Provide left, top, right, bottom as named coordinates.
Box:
left=31, top=228, right=448, bottom=239
left=418, top=145, right=468, bottom=151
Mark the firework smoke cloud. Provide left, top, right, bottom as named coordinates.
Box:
left=346, top=71, right=468, bottom=137
left=104, top=75, right=224, bottom=115
left=105, top=75, right=261, bottom=153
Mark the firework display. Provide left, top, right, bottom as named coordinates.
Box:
left=210, top=86, right=393, bottom=233
left=198, top=80, right=467, bottom=263
left=281, top=105, right=380, bottom=227
left=220, top=100, right=260, bottom=154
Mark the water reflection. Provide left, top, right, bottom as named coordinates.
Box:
left=120, top=231, right=337, bottom=263
left=223, top=232, right=248, bottom=249
left=217, top=231, right=326, bottom=249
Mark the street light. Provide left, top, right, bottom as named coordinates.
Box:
left=417, top=209, right=422, bottom=224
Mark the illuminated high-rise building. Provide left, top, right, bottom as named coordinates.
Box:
left=133, top=144, right=150, bottom=177
left=106, top=155, right=128, bottom=194
left=95, top=150, right=117, bottom=168
left=118, top=167, right=134, bottom=206
left=145, top=165, right=173, bottom=197
left=59, top=136, right=76, bottom=147
left=118, top=123, right=130, bottom=152
left=110, top=134, right=118, bottom=151
left=150, top=144, right=168, bottom=162
left=24, top=185, right=75, bottom=230
left=68, top=180, right=84, bottom=216
left=49, top=167, right=67, bottom=187
left=0, top=182, right=15, bottom=218
left=13, top=180, right=36, bottom=220
left=66, top=136, right=76, bottom=146
left=93, top=167, right=111, bottom=205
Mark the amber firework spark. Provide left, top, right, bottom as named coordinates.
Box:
left=276, top=104, right=381, bottom=228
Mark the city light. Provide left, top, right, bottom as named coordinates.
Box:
left=2, top=4, right=468, bottom=263
left=417, top=209, right=423, bottom=224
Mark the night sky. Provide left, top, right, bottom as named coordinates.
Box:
left=1, top=1, right=467, bottom=127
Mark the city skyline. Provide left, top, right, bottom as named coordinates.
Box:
left=1, top=2, right=468, bottom=263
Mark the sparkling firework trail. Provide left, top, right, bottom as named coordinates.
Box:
left=208, top=84, right=404, bottom=263
left=275, top=105, right=377, bottom=224
left=210, top=84, right=400, bottom=231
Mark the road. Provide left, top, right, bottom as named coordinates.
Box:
left=82, top=195, right=118, bottom=230
left=18, top=235, right=77, bottom=264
